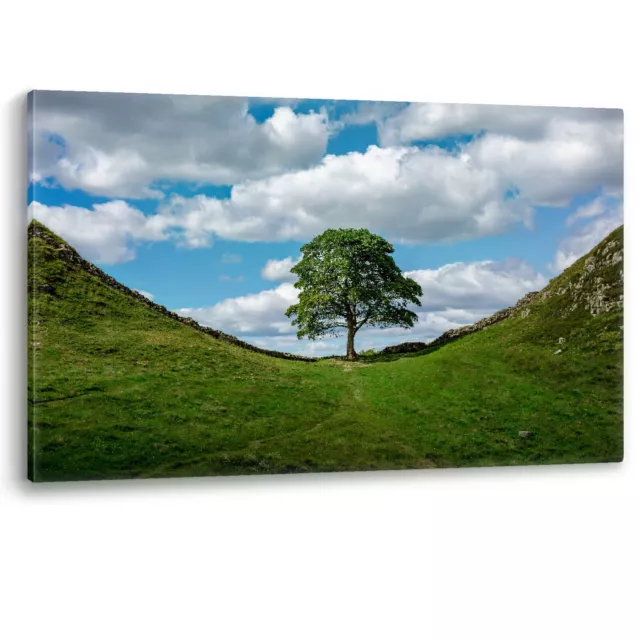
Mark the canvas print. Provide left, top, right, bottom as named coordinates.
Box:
left=27, top=91, right=624, bottom=482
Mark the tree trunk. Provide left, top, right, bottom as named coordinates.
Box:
left=346, top=313, right=357, bottom=361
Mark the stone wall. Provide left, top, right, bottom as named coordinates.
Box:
left=380, top=341, right=429, bottom=355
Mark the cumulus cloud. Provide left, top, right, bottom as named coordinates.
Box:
left=147, top=103, right=621, bottom=246
left=154, top=144, right=530, bottom=246
left=378, top=103, right=623, bottom=207
left=30, top=97, right=624, bottom=279
left=28, top=200, right=168, bottom=264
left=30, top=91, right=330, bottom=198
left=134, top=290, right=154, bottom=301
left=464, top=122, right=623, bottom=207
left=405, top=259, right=547, bottom=311
left=379, top=102, right=621, bottom=146
left=175, top=283, right=299, bottom=337
left=551, top=199, right=623, bottom=273
left=30, top=134, right=530, bottom=250
left=175, top=257, right=545, bottom=355
left=261, top=256, right=300, bottom=282
left=30, top=98, right=622, bottom=251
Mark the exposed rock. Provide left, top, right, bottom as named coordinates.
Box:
left=554, top=349, right=562, bottom=355
left=558, top=337, right=566, bottom=344
left=538, top=230, right=623, bottom=319
left=519, top=431, right=533, bottom=439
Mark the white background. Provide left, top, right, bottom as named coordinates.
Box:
left=1, top=2, right=638, bottom=638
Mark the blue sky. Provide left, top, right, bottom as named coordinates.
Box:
left=28, top=92, right=623, bottom=355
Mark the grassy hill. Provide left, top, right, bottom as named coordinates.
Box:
left=28, top=221, right=623, bottom=482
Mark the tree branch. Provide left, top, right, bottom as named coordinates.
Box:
left=356, top=308, right=373, bottom=330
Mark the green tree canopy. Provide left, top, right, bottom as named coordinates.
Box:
left=285, top=228, right=423, bottom=360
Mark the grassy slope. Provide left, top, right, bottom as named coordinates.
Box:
left=28, top=224, right=623, bottom=481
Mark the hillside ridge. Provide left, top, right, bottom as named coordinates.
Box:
left=382, top=225, right=623, bottom=355
left=29, top=220, right=623, bottom=360
left=28, top=220, right=316, bottom=362
left=28, top=220, right=623, bottom=480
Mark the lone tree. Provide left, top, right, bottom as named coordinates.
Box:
left=285, top=228, right=423, bottom=360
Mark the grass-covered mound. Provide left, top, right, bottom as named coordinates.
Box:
left=28, top=221, right=623, bottom=481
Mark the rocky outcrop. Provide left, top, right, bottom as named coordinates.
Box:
left=379, top=226, right=623, bottom=355
left=541, top=235, right=623, bottom=317
left=29, top=221, right=317, bottom=363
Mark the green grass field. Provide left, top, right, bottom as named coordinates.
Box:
left=28, top=222, right=624, bottom=481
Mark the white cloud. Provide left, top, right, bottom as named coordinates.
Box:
left=464, top=121, right=623, bottom=207
left=28, top=200, right=168, bottom=264
left=379, top=103, right=621, bottom=146
left=175, top=283, right=299, bottom=337
left=145, top=104, right=621, bottom=247
left=551, top=200, right=623, bottom=273
left=30, top=91, right=330, bottom=198
left=175, top=258, right=545, bottom=355
left=154, top=144, right=530, bottom=246
left=406, top=259, right=546, bottom=311
left=134, top=290, right=154, bottom=301
left=261, top=256, right=300, bottom=282
left=378, top=103, right=623, bottom=207
left=30, top=135, right=529, bottom=250
left=31, top=98, right=624, bottom=281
